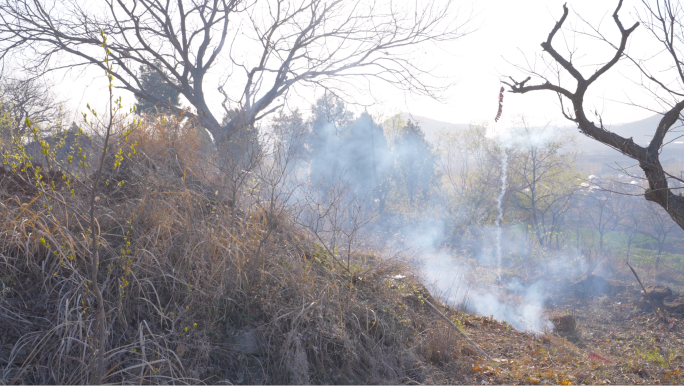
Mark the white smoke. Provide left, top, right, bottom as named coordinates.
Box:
left=412, top=224, right=554, bottom=333
left=410, top=117, right=568, bottom=333
left=494, top=148, right=508, bottom=281
left=275, top=106, right=569, bottom=334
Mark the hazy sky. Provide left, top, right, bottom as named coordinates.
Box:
left=53, top=0, right=667, bottom=129
left=392, top=0, right=668, bottom=129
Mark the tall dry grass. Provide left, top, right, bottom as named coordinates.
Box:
left=0, top=114, right=461, bottom=384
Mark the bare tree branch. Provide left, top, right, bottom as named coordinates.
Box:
left=506, top=0, right=684, bottom=231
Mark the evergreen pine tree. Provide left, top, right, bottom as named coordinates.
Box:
left=307, top=95, right=393, bottom=210
left=134, top=61, right=181, bottom=115
left=392, top=120, right=435, bottom=206
left=308, top=94, right=354, bottom=190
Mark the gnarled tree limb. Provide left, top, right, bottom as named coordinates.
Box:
left=505, top=0, right=684, bottom=231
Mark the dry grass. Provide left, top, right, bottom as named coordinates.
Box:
left=5, top=116, right=680, bottom=385
left=0, top=120, right=479, bottom=384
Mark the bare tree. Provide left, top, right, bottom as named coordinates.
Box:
left=504, top=0, right=684, bottom=230
left=0, top=77, right=65, bottom=139
left=623, top=213, right=641, bottom=262
left=435, top=124, right=503, bottom=245
left=620, top=195, right=643, bottom=263
left=508, top=124, right=577, bottom=248
left=566, top=197, right=597, bottom=255
left=639, top=200, right=680, bottom=275
left=580, top=178, right=626, bottom=254
left=0, top=0, right=469, bottom=150
left=297, top=173, right=375, bottom=274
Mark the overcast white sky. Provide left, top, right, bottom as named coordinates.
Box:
left=53, top=0, right=668, bottom=130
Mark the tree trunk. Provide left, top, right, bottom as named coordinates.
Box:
left=642, top=158, right=684, bottom=231
left=655, top=242, right=664, bottom=280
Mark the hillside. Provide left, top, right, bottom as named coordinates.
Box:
left=0, top=120, right=479, bottom=384
left=1, top=113, right=684, bottom=384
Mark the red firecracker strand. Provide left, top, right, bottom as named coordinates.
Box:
left=495, top=86, right=504, bottom=122
left=588, top=352, right=612, bottom=363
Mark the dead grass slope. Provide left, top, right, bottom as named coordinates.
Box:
left=0, top=124, right=476, bottom=385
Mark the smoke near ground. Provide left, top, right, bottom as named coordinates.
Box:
left=272, top=99, right=684, bottom=335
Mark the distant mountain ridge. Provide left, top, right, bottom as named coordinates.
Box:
left=405, top=113, right=684, bottom=173
left=399, top=113, right=470, bottom=144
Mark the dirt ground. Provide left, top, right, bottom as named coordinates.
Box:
left=435, top=279, right=684, bottom=385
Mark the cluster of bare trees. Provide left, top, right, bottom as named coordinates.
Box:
left=0, top=0, right=468, bottom=151
left=571, top=176, right=683, bottom=267
left=0, top=0, right=682, bottom=265
left=1, top=0, right=683, bottom=239
left=0, top=0, right=682, bottom=233
left=436, top=122, right=578, bottom=251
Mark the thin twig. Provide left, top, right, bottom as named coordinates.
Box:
left=626, top=260, right=667, bottom=322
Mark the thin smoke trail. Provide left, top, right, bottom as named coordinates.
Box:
left=494, top=84, right=507, bottom=281
left=495, top=147, right=508, bottom=280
